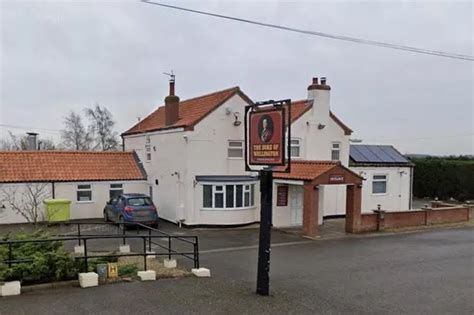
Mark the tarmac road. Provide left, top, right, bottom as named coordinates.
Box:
left=0, top=227, right=473, bottom=315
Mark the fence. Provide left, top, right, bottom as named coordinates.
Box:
left=359, top=202, right=473, bottom=232
left=0, top=221, right=200, bottom=273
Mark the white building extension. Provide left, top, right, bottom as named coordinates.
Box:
left=0, top=151, right=148, bottom=224
left=122, top=77, right=413, bottom=227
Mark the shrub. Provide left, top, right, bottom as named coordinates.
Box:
left=411, top=157, right=474, bottom=201
left=0, top=230, right=81, bottom=285
left=118, top=264, right=138, bottom=277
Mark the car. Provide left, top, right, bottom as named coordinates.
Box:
left=103, top=193, right=159, bottom=228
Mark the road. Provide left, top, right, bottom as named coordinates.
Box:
left=1, top=227, right=473, bottom=314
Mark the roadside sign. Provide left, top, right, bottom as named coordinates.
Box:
left=249, top=108, right=285, bottom=166
left=107, top=263, right=118, bottom=278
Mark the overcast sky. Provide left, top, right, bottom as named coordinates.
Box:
left=1, top=0, right=472, bottom=155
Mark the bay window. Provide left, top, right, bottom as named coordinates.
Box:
left=202, top=183, right=256, bottom=209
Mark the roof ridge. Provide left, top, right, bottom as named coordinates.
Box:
left=177, top=86, right=240, bottom=104
left=291, top=160, right=340, bottom=165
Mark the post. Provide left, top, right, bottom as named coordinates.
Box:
left=78, top=224, right=81, bottom=246
left=256, top=168, right=273, bottom=296
left=143, top=237, right=147, bottom=270
left=148, top=229, right=152, bottom=252
left=122, top=225, right=126, bottom=245
left=8, top=243, right=12, bottom=268
left=195, top=237, right=200, bottom=269
left=168, top=237, right=172, bottom=260
left=83, top=239, right=88, bottom=272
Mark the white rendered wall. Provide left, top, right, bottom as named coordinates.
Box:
left=124, top=94, right=260, bottom=225
left=0, top=181, right=148, bottom=224
left=350, top=166, right=412, bottom=212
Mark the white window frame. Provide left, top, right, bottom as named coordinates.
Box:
left=201, top=182, right=257, bottom=210
left=372, top=174, right=388, bottom=195
left=109, top=183, right=123, bottom=200
left=227, top=140, right=244, bottom=159
left=331, top=142, right=341, bottom=161
left=77, top=184, right=93, bottom=203
left=290, top=138, right=301, bottom=158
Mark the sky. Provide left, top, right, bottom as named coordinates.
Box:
left=0, top=0, right=473, bottom=155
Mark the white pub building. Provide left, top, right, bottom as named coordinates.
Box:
left=122, top=77, right=413, bottom=236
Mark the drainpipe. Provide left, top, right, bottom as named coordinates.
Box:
left=409, top=166, right=414, bottom=209
left=51, top=181, right=56, bottom=198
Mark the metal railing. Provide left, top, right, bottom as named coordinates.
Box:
left=0, top=222, right=200, bottom=272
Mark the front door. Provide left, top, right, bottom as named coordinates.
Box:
left=290, top=186, right=303, bottom=226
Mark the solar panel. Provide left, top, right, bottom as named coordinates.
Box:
left=350, top=145, right=409, bottom=164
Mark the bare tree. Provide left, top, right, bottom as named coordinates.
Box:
left=1, top=183, right=51, bottom=226
left=85, top=104, right=119, bottom=151
left=60, top=111, right=93, bottom=150
left=0, top=131, right=57, bottom=151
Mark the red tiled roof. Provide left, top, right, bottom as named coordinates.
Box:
left=123, top=87, right=253, bottom=135
left=274, top=160, right=340, bottom=181
left=0, top=151, right=146, bottom=183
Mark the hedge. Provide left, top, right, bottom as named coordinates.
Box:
left=411, top=157, right=474, bottom=201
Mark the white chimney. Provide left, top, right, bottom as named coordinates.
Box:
left=307, top=77, right=331, bottom=127
left=26, top=132, right=38, bottom=150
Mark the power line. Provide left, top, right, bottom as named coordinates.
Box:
left=0, top=124, right=61, bottom=134
left=141, top=1, right=473, bottom=61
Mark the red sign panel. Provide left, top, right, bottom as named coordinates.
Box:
left=276, top=186, right=288, bottom=207
left=329, top=174, right=345, bottom=183
left=249, top=108, right=285, bottom=165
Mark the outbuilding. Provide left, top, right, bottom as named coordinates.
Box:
left=0, top=151, right=148, bottom=224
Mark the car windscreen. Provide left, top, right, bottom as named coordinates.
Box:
left=127, top=197, right=153, bottom=206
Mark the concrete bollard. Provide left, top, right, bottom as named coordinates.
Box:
left=191, top=268, right=211, bottom=278
left=0, top=281, right=21, bottom=297
left=119, top=245, right=130, bottom=253
left=163, top=258, right=177, bottom=269
left=78, top=272, right=99, bottom=288
left=137, top=270, right=156, bottom=281
left=74, top=245, right=85, bottom=254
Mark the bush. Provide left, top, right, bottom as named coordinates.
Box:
left=0, top=230, right=81, bottom=285
left=118, top=264, right=138, bottom=277
left=411, top=157, right=474, bottom=201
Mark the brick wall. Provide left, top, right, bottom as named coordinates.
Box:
left=358, top=206, right=472, bottom=232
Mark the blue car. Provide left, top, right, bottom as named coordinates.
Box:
left=103, top=193, right=159, bottom=228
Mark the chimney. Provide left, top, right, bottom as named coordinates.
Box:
left=26, top=132, right=38, bottom=150
left=164, top=76, right=180, bottom=126
left=307, top=76, right=331, bottom=126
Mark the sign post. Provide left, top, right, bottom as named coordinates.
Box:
left=245, top=99, right=291, bottom=296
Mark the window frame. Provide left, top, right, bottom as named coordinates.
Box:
left=109, top=183, right=124, bottom=200
left=76, top=184, right=93, bottom=203
left=290, top=138, right=301, bottom=158
left=331, top=142, right=341, bottom=161
left=201, top=182, right=257, bottom=210
left=227, top=140, right=244, bottom=159
left=372, top=174, right=388, bottom=195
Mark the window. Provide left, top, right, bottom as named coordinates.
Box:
left=202, top=183, right=256, bottom=209
left=372, top=175, right=387, bottom=194
left=127, top=197, right=152, bottom=206
left=109, top=183, right=123, bottom=199
left=77, top=184, right=92, bottom=202
left=145, top=145, right=151, bottom=161
left=331, top=142, right=341, bottom=161
left=228, top=140, right=244, bottom=158
left=290, top=139, right=301, bottom=158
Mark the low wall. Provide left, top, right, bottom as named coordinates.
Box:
left=359, top=205, right=472, bottom=232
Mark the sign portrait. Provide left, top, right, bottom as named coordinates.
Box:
left=249, top=108, right=285, bottom=165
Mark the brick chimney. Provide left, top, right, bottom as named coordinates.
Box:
left=164, top=77, right=180, bottom=126
left=307, top=76, right=331, bottom=126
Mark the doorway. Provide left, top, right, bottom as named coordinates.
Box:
left=290, top=186, right=303, bottom=226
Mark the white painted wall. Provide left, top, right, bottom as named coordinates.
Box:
left=0, top=180, right=148, bottom=224
left=124, top=94, right=260, bottom=225
left=351, top=166, right=412, bottom=212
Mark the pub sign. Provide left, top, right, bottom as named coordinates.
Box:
left=248, top=108, right=285, bottom=166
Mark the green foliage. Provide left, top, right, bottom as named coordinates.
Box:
left=411, top=157, right=474, bottom=201
left=118, top=264, right=138, bottom=277
left=0, top=230, right=80, bottom=285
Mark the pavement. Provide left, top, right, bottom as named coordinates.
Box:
left=1, top=226, right=473, bottom=314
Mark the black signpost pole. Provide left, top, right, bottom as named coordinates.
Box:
left=256, top=167, right=273, bottom=296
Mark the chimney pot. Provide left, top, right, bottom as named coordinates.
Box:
left=169, top=80, right=175, bottom=96
left=26, top=132, right=38, bottom=150
left=320, top=77, right=327, bottom=85
left=312, top=77, right=319, bottom=84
